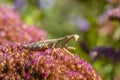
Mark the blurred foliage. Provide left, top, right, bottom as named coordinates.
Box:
left=0, top=0, right=120, bottom=80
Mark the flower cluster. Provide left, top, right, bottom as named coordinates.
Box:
left=107, top=7, right=120, bottom=21
left=79, top=40, right=120, bottom=63
left=0, top=43, right=102, bottom=80
left=90, top=46, right=120, bottom=62
left=70, top=16, right=90, bottom=32
left=0, top=6, right=46, bottom=45
left=97, top=1, right=120, bottom=37
left=101, top=0, right=120, bottom=21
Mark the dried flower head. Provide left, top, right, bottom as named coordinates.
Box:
left=0, top=43, right=102, bottom=80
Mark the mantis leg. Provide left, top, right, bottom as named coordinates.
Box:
left=63, top=48, right=74, bottom=56
left=51, top=43, right=57, bottom=54
left=66, top=46, right=76, bottom=51
left=41, top=38, right=48, bottom=48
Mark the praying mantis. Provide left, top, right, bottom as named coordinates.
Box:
left=23, top=34, right=79, bottom=54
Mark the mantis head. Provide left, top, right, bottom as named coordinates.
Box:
left=73, top=34, right=79, bottom=42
